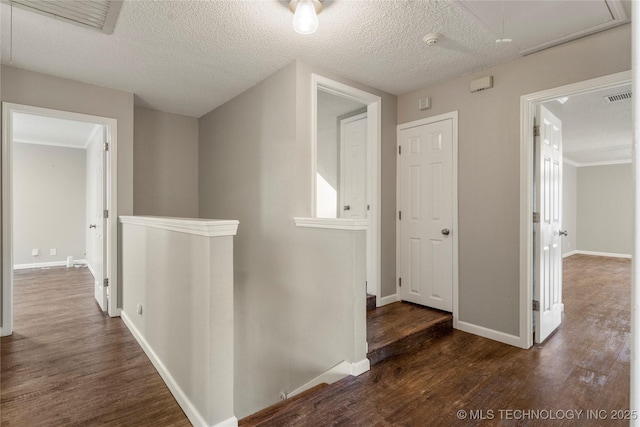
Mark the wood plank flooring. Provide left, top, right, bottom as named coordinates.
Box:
left=241, top=254, right=631, bottom=426
left=367, top=302, right=452, bottom=365
left=1, top=267, right=190, bottom=426
left=3, top=255, right=630, bottom=426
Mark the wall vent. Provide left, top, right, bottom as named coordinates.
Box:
left=605, top=92, right=632, bottom=103
left=11, top=0, right=123, bottom=34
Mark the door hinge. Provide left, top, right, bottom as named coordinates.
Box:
left=532, top=299, right=540, bottom=311
left=104, top=209, right=109, bottom=219
left=104, top=142, right=110, bottom=151
left=533, top=125, right=540, bottom=137
left=398, top=146, right=402, bottom=155
left=399, top=211, right=402, bottom=220
left=399, top=277, right=402, bottom=287
left=533, top=212, right=540, bottom=223
left=104, top=278, right=109, bottom=288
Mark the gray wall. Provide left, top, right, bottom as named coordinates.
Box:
left=13, top=143, right=86, bottom=265
left=577, top=163, right=632, bottom=255
left=134, top=107, right=199, bottom=217
left=1, top=65, right=134, bottom=311
left=397, top=24, right=631, bottom=336
left=562, top=162, right=578, bottom=256
left=199, top=62, right=367, bottom=418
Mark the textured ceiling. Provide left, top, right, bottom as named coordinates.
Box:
left=548, top=84, right=632, bottom=166
left=13, top=112, right=101, bottom=149
left=0, top=1, right=631, bottom=118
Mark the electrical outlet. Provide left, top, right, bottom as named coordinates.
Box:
left=32, top=249, right=39, bottom=256
left=50, top=248, right=57, bottom=256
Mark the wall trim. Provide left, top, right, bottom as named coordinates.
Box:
left=14, top=260, right=87, bottom=270
left=562, top=250, right=579, bottom=258
left=286, top=358, right=370, bottom=399
left=574, top=250, right=632, bottom=259
left=378, top=293, right=398, bottom=307
left=121, top=311, right=237, bottom=427
left=573, top=159, right=632, bottom=168
left=456, top=321, right=523, bottom=348
left=293, top=217, right=369, bottom=230
left=119, top=216, right=239, bottom=237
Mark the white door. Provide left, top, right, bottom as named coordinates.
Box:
left=93, top=126, right=109, bottom=312
left=534, top=105, right=563, bottom=343
left=398, top=118, right=453, bottom=311
left=340, top=113, right=367, bottom=219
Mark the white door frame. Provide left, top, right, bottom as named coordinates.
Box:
left=311, top=74, right=382, bottom=304
left=518, top=70, right=631, bottom=349
left=1, top=102, right=119, bottom=336
left=396, top=111, right=459, bottom=324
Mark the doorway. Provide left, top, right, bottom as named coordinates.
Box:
left=519, top=70, right=632, bottom=349
left=1, top=103, right=119, bottom=336
left=311, top=74, right=382, bottom=303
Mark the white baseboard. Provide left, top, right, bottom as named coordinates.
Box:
left=286, top=358, right=371, bottom=399
left=121, top=311, right=236, bottom=427
left=456, top=320, right=524, bottom=348
left=378, top=293, right=398, bottom=307
left=574, top=250, right=631, bottom=259
left=14, top=259, right=87, bottom=270
left=562, top=250, right=578, bottom=258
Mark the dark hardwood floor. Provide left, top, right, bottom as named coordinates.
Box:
left=3, top=255, right=630, bottom=426
left=241, top=254, right=631, bottom=426
left=1, top=267, right=190, bottom=426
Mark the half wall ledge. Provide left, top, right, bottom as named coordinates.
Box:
left=119, top=215, right=239, bottom=237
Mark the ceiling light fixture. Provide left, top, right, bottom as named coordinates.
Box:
left=495, top=0, right=512, bottom=44
left=289, top=0, right=322, bottom=35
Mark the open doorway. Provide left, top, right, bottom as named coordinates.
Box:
left=311, top=75, right=382, bottom=304
left=1, top=103, right=119, bottom=336
left=519, top=70, right=632, bottom=348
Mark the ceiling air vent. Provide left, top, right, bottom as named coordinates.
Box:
left=605, top=92, right=632, bottom=103
left=11, top=0, right=123, bottom=34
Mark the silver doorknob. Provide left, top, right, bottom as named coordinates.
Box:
left=441, top=229, right=450, bottom=236
left=89, top=224, right=96, bottom=229
left=343, top=205, right=351, bottom=211
left=559, top=230, right=568, bottom=237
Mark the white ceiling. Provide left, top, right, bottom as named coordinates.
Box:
left=547, top=84, right=632, bottom=166
left=0, top=0, right=631, bottom=118
left=13, top=112, right=101, bottom=149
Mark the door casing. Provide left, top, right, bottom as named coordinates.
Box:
left=1, top=102, right=119, bottom=336
left=396, top=111, right=459, bottom=326
left=518, top=70, right=631, bottom=349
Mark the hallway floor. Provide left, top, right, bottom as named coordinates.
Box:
left=1, top=266, right=190, bottom=426
left=241, top=254, right=630, bottom=426
left=2, top=255, right=630, bottom=426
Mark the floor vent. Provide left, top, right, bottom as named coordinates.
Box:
left=605, top=91, right=632, bottom=103
left=11, top=0, right=122, bottom=34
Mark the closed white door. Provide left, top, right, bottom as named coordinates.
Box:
left=340, top=113, right=367, bottom=219
left=534, top=105, right=563, bottom=343
left=398, top=118, right=453, bottom=311
left=93, top=126, right=108, bottom=312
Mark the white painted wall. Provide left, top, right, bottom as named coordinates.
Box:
left=562, top=162, right=577, bottom=256
left=397, top=24, right=630, bottom=337
left=199, top=62, right=368, bottom=418
left=577, top=163, right=632, bottom=256
left=13, top=142, right=86, bottom=266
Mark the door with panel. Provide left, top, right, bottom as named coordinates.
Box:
left=92, top=126, right=109, bottom=312
left=398, top=118, right=453, bottom=312
left=340, top=113, right=368, bottom=219
left=534, top=105, right=564, bottom=343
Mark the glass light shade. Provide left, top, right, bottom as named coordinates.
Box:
left=293, top=0, right=318, bottom=35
